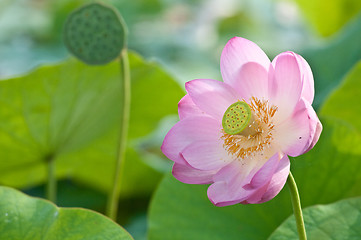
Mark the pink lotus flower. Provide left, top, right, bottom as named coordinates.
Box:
left=161, top=37, right=322, bottom=206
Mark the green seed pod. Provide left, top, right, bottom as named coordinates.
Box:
left=222, top=101, right=252, bottom=135
left=64, top=2, right=127, bottom=65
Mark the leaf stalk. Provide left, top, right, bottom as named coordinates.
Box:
left=106, top=48, right=131, bottom=221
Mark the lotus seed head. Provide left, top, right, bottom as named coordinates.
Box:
left=222, top=101, right=252, bottom=135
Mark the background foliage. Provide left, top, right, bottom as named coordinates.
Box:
left=1, top=0, right=361, bottom=239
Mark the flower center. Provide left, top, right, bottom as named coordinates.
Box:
left=221, top=97, right=278, bottom=159
left=222, top=101, right=252, bottom=135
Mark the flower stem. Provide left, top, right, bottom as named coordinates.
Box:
left=106, top=48, right=131, bottom=221
left=287, top=172, right=307, bottom=240
left=46, top=157, right=56, bottom=203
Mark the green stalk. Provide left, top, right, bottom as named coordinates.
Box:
left=287, top=172, right=307, bottom=240
left=46, top=157, right=56, bottom=203
left=106, top=48, right=131, bottom=221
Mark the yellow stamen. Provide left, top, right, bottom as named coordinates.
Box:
left=221, top=97, right=277, bottom=160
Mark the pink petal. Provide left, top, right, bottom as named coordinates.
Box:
left=181, top=140, right=231, bottom=171
left=243, top=154, right=290, bottom=204
left=207, top=181, right=245, bottom=207
left=207, top=153, right=283, bottom=206
left=220, top=37, right=270, bottom=90
left=295, top=54, right=314, bottom=103
left=207, top=161, right=247, bottom=206
left=240, top=184, right=269, bottom=204
left=244, top=152, right=283, bottom=189
left=303, top=101, right=322, bottom=153
left=185, top=79, right=239, bottom=120
left=172, top=162, right=216, bottom=184
left=233, top=62, right=270, bottom=101
left=212, top=160, right=249, bottom=189
left=275, top=98, right=322, bottom=157
left=178, top=94, right=204, bottom=120
left=161, top=116, right=221, bottom=164
left=269, top=52, right=303, bottom=123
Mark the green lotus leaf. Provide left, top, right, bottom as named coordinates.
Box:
left=0, top=186, right=133, bottom=240
left=269, top=197, right=361, bottom=240
left=0, top=52, right=183, bottom=197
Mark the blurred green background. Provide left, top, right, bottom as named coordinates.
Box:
left=1, top=0, right=361, bottom=239
left=1, top=0, right=359, bottom=80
